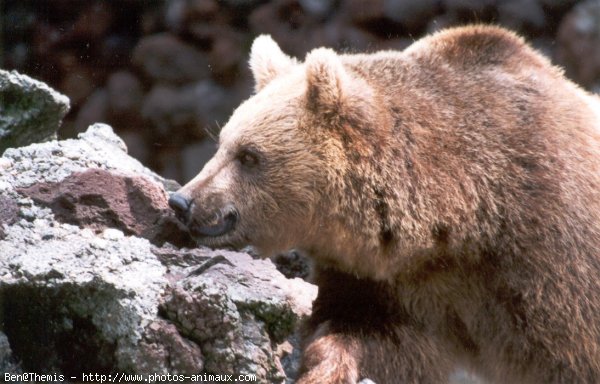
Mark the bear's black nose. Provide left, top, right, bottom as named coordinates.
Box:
left=168, top=192, right=191, bottom=219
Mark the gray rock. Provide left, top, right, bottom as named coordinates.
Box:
left=497, top=0, right=546, bottom=33
left=0, top=195, right=19, bottom=240
left=0, top=69, right=70, bottom=154
left=0, top=331, right=22, bottom=375
left=0, top=218, right=168, bottom=373
left=132, top=33, right=210, bottom=85
left=141, top=80, right=232, bottom=139
left=0, top=124, right=317, bottom=382
left=383, top=0, right=440, bottom=32
left=161, top=249, right=316, bottom=383
left=106, top=71, right=144, bottom=117
left=443, top=0, right=495, bottom=17
left=73, top=88, right=109, bottom=134
left=181, top=140, right=217, bottom=182
left=299, top=0, right=335, bottom=19
left=0, top=123, right=175, bottom=192
left=220, top=0, right=264, bottom=8
left=556, top=0, right=600, bottom=90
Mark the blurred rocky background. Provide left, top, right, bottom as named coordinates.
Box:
left=2, top=0, right=599, bottom=183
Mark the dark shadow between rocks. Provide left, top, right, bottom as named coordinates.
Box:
left=1, top=284, right=117, bottom=375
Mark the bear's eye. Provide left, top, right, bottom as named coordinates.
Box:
left=236, top=148, right=260, bottom=169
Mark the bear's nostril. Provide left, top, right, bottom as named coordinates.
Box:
left=168, top=193, right=191, bottom=217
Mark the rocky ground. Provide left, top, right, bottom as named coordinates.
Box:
left=0, top=70, right=317, bottom=383
left=2, top=0, right=599, bottom=183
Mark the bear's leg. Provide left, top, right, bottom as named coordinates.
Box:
left=296, top=266, right=453, bottom=384
left=297, top=320, right=453, bottom=384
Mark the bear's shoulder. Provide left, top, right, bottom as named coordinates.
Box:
left=402, top=24, right=552, bottom=70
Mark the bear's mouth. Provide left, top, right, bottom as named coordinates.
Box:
left=189, top=205, right=239, bottom=239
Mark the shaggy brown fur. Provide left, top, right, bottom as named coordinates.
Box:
left=172, top=25, right=600, bottom=383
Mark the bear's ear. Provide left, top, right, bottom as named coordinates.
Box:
left=249, top=35, right=297, bottom=92
left=304, top=48, right=348, bottom=119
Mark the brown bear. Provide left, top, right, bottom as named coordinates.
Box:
left=169, top=25, right=600, bottom=383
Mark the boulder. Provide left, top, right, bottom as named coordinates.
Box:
left=132, top=33, right=210, bottom=85
left=0, top=124, right=317, bottom=383
left=0, top=70, right=70, bottom=154
left=556, top=0, right=600, bottom=92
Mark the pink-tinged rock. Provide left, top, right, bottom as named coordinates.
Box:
left=17, top=168, right=194, bottom=247
left=0, top=196, right=19, bottom=240
left=136, top=319, right=204, bottom=373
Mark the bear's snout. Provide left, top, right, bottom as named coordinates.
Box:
left=169, top=192, right=239, bottom=239
left=190, top=204, right=239, bottom=238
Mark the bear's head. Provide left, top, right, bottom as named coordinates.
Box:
left=169, top=35, right=387, bottom=258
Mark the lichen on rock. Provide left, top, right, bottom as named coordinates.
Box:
left=0, top=70, right=70, bottom=154
left=0, top=122, right=317, bottom=383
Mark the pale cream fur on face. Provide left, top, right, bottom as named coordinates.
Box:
left=179, top=42, right=330, bottom=255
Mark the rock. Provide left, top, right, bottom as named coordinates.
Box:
left=70, top=1, right=114, bottom=41
left=73, top=89, right=109, bottom=134
left=442, top=0, right=496, bottom=19
left=181, top=140, right=217, bottom=182
left=314, top=18, right=378, bottom=51
left=165, top=0, right=221, bottom=35
left=135, top=319, right=204, bottom=374
left=153, top=147, right=185, bottom=183
left=0, top=123, right=317, bottom=382
left=0, top=69, right=70, bottom=154
left=141, top=84, right=197, bottom=138
left=0, top=331, right=21, bottom=375
left=427, top=14, right=459, bottom=33
left=208, top=31, right=244, bottom=83
left=539, top=0, right=579, bottom=9
left=339, top=0, right=385, bottom=24
left=141, top=80, right=232, bottom=139
left=106, top=71, right=144, bottom=118
left=132, top=33, right=211, bottom=85
left=299, top=0, right=336, bottom=19
left=0, top=214, right=171, bottom=374
left=0, top=195, right=19, bottom=240
left=118, top=130, right=151, bottom=166
left=383, top=0, right=440, bottom=32
left=272, top=251, right=311, bottom=280
left=220, top=0, right=265, bottom=8
left=248, top=0, right=317, bottom=57
left=497, top=0, right=547, bottom=33
left=59, top=66, right=96, bottom=106
left=555, top=0, right=600, bottom=90
left=17, top=168, right=194, bottom=248
left=1, top=123, right=172, bottom=191
left=161, top=249, right=316, bottom=382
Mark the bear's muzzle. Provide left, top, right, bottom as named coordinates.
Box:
left=190, top=205, right=238, bottom=238
left=169, top=192, right=238, bottom=238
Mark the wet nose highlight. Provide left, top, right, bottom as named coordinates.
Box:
left=168, top=192, right=191, bottom=217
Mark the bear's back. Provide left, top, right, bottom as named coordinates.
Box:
left=342, top=25, right=600, bottom=275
